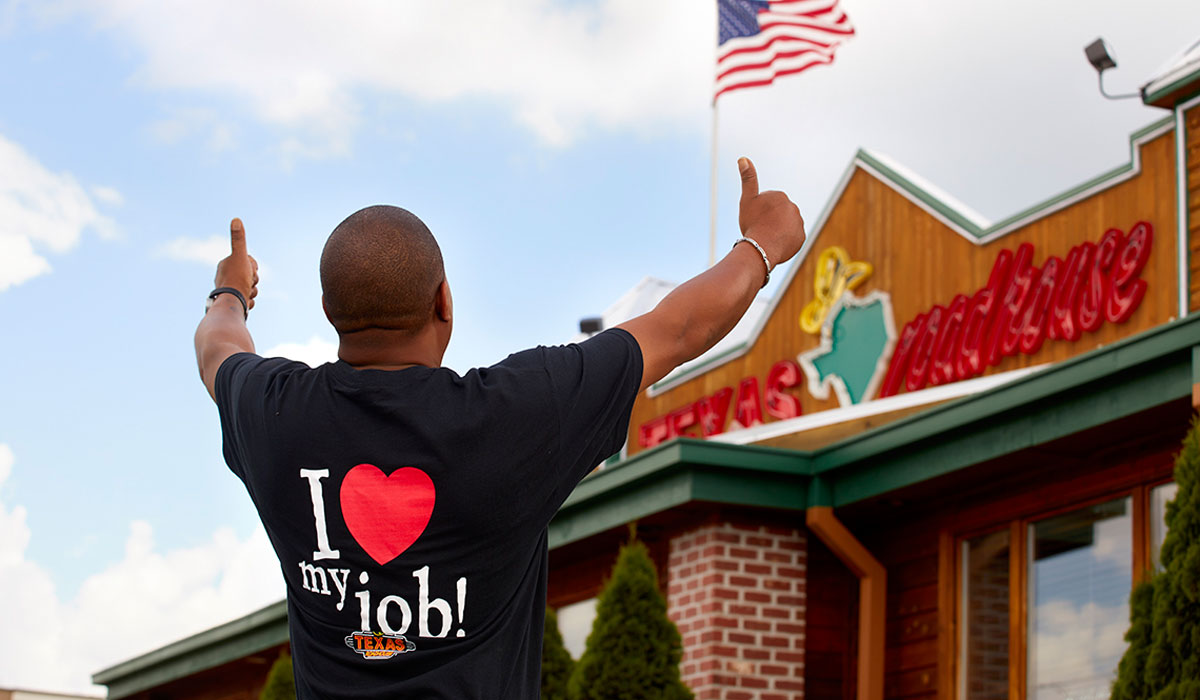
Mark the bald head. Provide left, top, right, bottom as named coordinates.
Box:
left=320, top=205, right=445, bottom=335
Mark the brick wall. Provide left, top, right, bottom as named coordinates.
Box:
left=668, top=521, right=808, bottom=699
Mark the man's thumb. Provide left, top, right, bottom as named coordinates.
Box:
left=739, top=157, right=758, bottom=202
left=230, top=218, right=247, bottom=257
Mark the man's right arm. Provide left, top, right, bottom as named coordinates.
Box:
left=618, top=157, right=806, bottom=393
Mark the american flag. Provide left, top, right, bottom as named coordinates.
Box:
left=716, top=0, right=855, bottom=100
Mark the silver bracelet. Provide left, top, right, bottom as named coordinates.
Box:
left=733, top=236, right=772, bottom=288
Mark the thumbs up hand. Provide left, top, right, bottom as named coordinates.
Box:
left=213, top=218, right=259, bottom=310
left=736, top=158, right=805, bottom=270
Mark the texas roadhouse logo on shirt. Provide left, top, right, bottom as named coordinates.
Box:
left=345, top=631, right=417, bottom=659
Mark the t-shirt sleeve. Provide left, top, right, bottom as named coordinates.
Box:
left=213, top=352, right=267, bottom=482
left=540, top=327, right=643, bottom=489
left=213, top=352, right=308, bottom=483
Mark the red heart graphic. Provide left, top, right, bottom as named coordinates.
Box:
left=340, top=464, right=436, bottom=565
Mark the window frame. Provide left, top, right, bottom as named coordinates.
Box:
left=948, top=469, right=1175, bottom=700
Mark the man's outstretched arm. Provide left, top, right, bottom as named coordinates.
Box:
left=195, top=218, right=260, bottom=401
left=618, top=157, right=806, bottom=392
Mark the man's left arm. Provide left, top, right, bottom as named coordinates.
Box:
left=194, top=218, right=260, bottom=401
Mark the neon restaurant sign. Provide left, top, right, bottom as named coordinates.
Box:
left=880, top=220, right=1152, bottom=396
left=637, top=221, right=1153, bottom=450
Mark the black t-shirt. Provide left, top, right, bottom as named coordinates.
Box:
left=214, top=328, right=642, bottom=699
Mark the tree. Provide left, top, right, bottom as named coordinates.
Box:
left=259, top=651, right=296, bottom=700
left=1112, top=417, right=1200, bottom=699
left=543, top=606, right=575, bottom=700
left=567, top=537, right=693, bottom=700
left=1111, top=579, right=1155, bottom=699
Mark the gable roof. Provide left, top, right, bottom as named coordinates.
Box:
left=648, top=115, right=1176, bottom=396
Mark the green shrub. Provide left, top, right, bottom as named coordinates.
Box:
left=1112, top=417, right=1200, bottom=698
left=542, top=606, right=575, bottom=700
left=567, top=537, right=693, bottom=700
left=259, top=651, right=296, bottom=700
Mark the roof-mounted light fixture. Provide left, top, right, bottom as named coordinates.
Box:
left=1085, top=37, right=1141, bottom=100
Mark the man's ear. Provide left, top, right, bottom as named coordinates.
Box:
left=434, top=280, right=453, bottom=323
left=322, top=295, right=334, bottom=325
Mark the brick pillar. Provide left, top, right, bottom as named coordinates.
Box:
left=668, top=521, right=807, bottom=700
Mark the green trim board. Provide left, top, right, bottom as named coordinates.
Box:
left=92, top=600, right=288, bottom=699
left=857, top=117, right=1174, bottom=243
left=1144, top=64, right=1200, bottom=108
left=825, top=349, right=1188, bottom=506
left=94, top=313, right=1200, bottom=698
left=650, top=115, right=1177, bottom=394
left=1179, top=93, right=1200, bottom=317
left=550, top=440, right=808, bottom=549
left=1179, top=100, right=1189, bottom=318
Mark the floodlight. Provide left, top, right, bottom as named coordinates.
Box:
left=1085, top=38, right=1117, bottom=73
left=1084, top=37, right=1140, bottom=100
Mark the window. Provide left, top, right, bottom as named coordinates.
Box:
left=957, top=481, right=1176, bottom=699
left=1149, top=481, right=1178, bottom=571
left=961, top=530, right=1010, bottom=700
left=1027, top=498, right=1130, bottom=699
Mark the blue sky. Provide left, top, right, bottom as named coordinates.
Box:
left=1, top=0, right=1197, bottom=692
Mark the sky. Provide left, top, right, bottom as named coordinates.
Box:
left=1, top=0, right=1198, bottom=693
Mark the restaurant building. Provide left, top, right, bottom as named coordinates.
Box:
left=95, top=46, right=1200, bottom=700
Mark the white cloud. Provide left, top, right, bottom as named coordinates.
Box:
left=40, top=0, right=713, bottom=153
left=1028, top=598, right=1129, bottom=697
left=155, top=234, right=230, bottom=266
left=0, top=133, right=119, bottom=292
left=264, top=335, right=339, bottom=368
left=89, top=185, right=124, bottom=207
left=0, top=445, right=284, bottom=694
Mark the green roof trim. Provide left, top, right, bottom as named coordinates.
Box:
left=550, top=440, right=807, bottom=548
left=1144, top=64, right=1200, bottom=106
left=857, top=116, right=1175, bottom=241
left=93, top=600, right=288, bottom=699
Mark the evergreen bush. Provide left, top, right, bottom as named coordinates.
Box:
left=1112, top=417, right=1200, bottom=698
left=567, top=537, right=693, bottom=700
left=542, top=606, right=575, bottom=700
left=259, top=651, right=296, bottom=700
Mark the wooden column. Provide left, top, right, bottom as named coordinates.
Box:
left=806, top=506, right=886, bottom=700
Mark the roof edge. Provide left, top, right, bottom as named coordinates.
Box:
left=93, top=600, right=288, bottom=689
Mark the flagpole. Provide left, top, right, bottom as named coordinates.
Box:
left=709, top=0, right=721, bottom=268
left=708, top=99, right=719, bottom=268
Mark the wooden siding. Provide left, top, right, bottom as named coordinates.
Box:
left=628, top=130, right=1179, bottom=456
left=1188, top=105, right=1200, bottom=311
left=121, top=644, right=287, bottom=700
left=805, top=537, right=858, bottom=700
left=547, top=527, right=670, bottom=609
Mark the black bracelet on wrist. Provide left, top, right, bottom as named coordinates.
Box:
left=207, top=287, right=248, bottom=320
